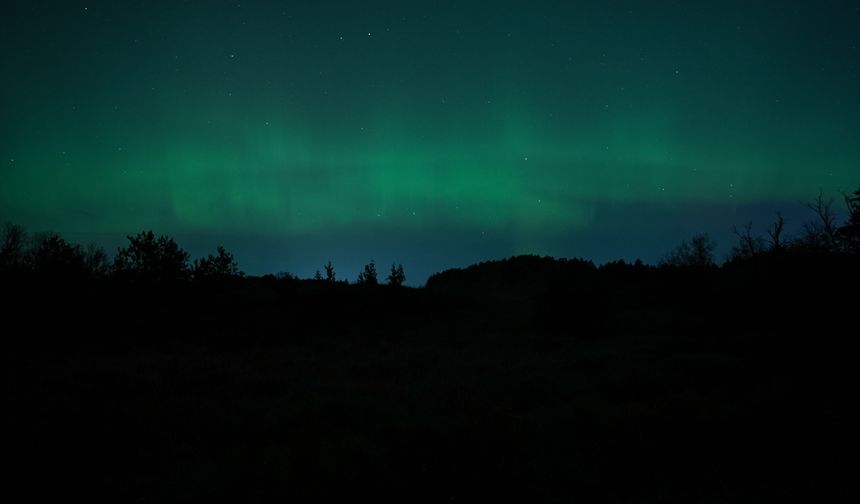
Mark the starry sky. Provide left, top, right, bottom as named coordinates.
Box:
left=2, top=1, right=859, bottom=282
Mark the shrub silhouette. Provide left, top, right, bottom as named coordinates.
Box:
left=114, top=230, right=190, bottom=281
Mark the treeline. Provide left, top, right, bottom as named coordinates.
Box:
left=663, top=188, right=860, bottom=268
left=0, top=228, right=240, bottom=282
left=428, top=188, right=859, bottom=289
left=2, top=188, right=857, bottom=286
left=0, top=227, right=408, bottom=286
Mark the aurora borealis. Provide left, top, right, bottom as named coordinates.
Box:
left=2, top=1, right=859, bottom=281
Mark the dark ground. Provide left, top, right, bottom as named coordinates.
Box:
left=4, top=255, right=854, bottom=502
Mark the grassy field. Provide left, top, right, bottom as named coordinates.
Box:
left=5, top=256, right=853, bottom=501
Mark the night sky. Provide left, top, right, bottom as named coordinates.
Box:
left=2, top=1, right=859, bottom=282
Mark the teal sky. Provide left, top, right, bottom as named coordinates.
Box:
left=2, top=1, right=859, bottom=281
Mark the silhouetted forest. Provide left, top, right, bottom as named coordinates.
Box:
left=3, top=188, right=857, bottom=501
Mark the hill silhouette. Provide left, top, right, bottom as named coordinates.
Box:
left=2, top=188, right=857, bottom=501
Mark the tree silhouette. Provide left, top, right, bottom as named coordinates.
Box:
left=799, top=190, right=840, bottom=252
left=356, top=260, right=378, bottom=285
left=0, top=222, right=27, bottom=273
left=114, top=230, right=190, bottom=281
left=324, top=260, right=336, bottom=282
left=766, top=212, right=786, bottom=251
left=27, top=232, right=87, bottom=277
left=83, top=243, right=111, bottom=276
left=730, top=213, right=787, bottom=262
left=193, top=246, right=239, bottom=279
left=387, top=263, right=406, bottom=286
left=839, top=188, right=860, bottom=253
left=660, top=233, right=716, bottom=268
left=731, top=222, right=764, bottom=260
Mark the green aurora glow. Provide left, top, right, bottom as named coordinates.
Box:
left=2, top=1, right=858, bottom=279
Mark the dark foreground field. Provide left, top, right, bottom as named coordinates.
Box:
left=5, top=255, right=854, bottom=502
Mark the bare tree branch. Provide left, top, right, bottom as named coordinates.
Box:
left=804, top=190, right=840, bottom=252
left=767, top=212, right=784, bottom=251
